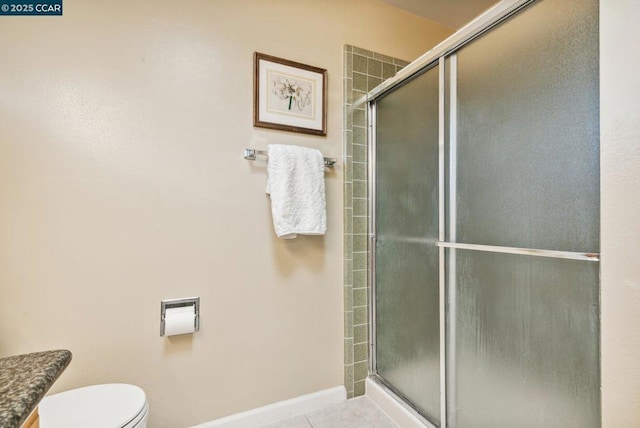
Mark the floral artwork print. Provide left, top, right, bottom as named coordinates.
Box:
left=254, top=52, right=326, bottom=135
left=272, top=75, right=312, bottom=112
left=268, top=71, right=314, bottom=118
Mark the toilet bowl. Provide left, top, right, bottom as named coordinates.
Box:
left=39, top=383, right=148, bottom=428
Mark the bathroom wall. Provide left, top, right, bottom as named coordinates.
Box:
left=0, top=1, right=451, bottom=427
left=600, top=1, right=640, bottom=426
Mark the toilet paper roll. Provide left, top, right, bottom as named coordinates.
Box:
left=164, top=305, right=196, bottom=336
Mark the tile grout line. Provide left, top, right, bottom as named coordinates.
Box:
left=302, top=412, right=313, bottom=427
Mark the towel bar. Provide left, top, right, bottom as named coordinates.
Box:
left=244, top=149, right=337, bottom=167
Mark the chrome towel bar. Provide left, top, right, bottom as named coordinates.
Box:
left=244, top=149, right=337, bottom=167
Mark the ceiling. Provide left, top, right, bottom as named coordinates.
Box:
left=378, top=0, right=499, bottom=29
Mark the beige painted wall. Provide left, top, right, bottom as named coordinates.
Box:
left=0, top=1, right=451, bottom=427
left=600, top=1, right=640, bottom=427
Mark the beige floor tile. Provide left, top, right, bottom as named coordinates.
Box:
left=305, top=397, right=398, bottom=428
left=262, top=415, right=313, bottom=428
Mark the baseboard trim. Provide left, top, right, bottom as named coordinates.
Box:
left=366, top=378, right=434, bottom=428
left=190, top=385, right=346, bottom=428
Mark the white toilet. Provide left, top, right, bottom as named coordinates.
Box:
left=39, top=383, right=149, bottom=428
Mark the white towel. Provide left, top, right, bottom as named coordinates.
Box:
left=266, top=144, right=327, bottom=239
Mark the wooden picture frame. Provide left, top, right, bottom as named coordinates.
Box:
left=253, top=52, right=327, bottom=136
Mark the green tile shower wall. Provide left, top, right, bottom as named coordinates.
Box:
left=343, top=45, right=408, bottom=398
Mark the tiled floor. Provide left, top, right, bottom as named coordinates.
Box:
left=263, top=397, right=398, bottom=428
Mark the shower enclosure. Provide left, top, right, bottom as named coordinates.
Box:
left=367, top=0, right=600, bottom=427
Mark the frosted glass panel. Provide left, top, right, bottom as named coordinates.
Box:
left=448, top=1, right=600, bottom=427
left=448, top=250, right=600, bottom=428
left=375, top=66, right=440, bottom=421
left=453, top=0, right=599, bottom=252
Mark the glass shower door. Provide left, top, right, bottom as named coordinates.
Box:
left=370, top=1, right=599, bottom=427
left=446, top=0, right=600, bottom=426
left=374, top=65, right=441, bottom=424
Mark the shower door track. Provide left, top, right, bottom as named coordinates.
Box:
left=370, top=373, right=439, bottom=428
left=357, top=0, right=536, bottom=107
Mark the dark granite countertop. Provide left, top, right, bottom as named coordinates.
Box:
left=0, top=350, right=72, bottom=428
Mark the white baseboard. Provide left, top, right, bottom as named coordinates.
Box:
left=366, top=378, right=433, bottom=428
left=190, top=386, right=346, bottom=428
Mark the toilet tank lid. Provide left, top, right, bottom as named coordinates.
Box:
left=39, top=383, right=147, bottom=428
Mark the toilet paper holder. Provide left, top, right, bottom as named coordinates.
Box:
left=160, top=297, right=200, bottom=337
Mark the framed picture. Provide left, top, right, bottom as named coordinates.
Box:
left=254, top=52, right=327, bottom=136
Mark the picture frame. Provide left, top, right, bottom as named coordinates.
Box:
left=253, top=52, right=327, bottom=136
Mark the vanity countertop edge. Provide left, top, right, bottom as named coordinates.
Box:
left=0, top=349, right=72, bottom=428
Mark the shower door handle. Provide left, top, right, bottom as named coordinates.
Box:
left=434, top=241, right=599, bottom=262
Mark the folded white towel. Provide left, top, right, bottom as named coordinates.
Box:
left=266, top=144, right=327, bottom=239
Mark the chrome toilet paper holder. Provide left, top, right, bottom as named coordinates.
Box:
left=160, top=297, right=200, bottom=337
